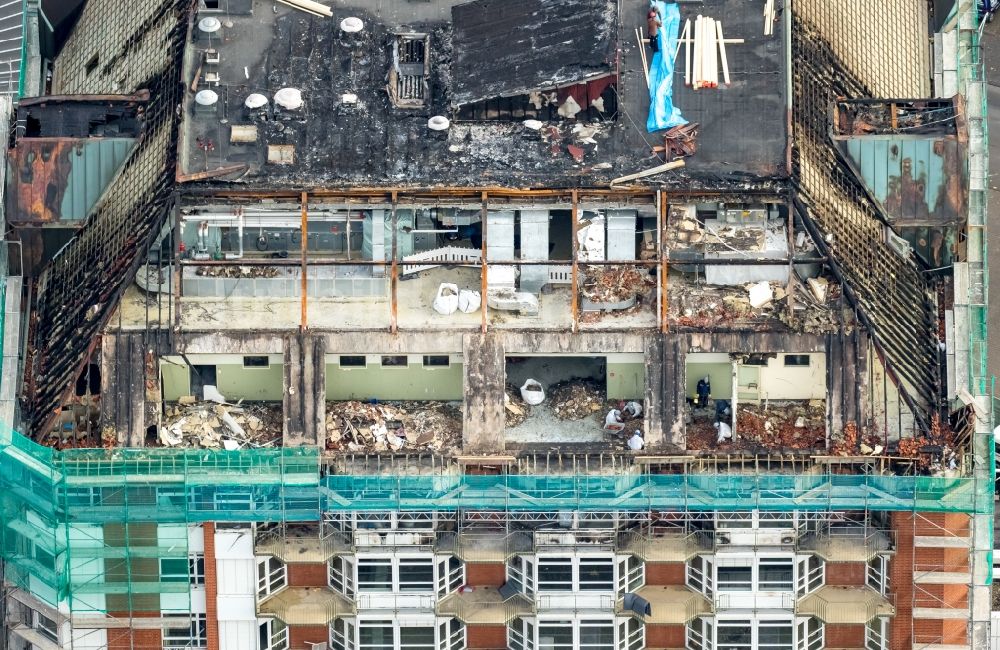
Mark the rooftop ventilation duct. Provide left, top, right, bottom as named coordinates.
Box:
left=274, top=88, right=303, bottom=110
left=244, top=93, right=268, bottom=109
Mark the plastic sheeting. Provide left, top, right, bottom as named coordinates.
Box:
left=646, top=1, right=687, bottom=132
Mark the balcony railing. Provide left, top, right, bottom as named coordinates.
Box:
left=535, top=592, right=617, bottom=613
left=436, top=587, right=534, bottom=624
left=354, top=592, right=436, bottom=612
left=616, top=585, right=712, bottom=624
left=715, top=591, right=795, bottom=611
left=796, top=586, right=895, bottom=624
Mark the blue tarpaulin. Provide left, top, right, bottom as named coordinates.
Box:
left=646, top=1, right=687, bottom=132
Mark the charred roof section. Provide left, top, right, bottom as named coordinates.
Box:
left=449, top=0, right=617, bottom=107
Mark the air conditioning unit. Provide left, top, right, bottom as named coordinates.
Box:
left=716, top=533, right=731, bottom=545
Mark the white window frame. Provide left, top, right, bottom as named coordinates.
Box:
left=796, top=617, right=823, bottom=650
left=865, top=616, right=890, bottom=650
left=867, top=554, right=890, bottom=596
left=162, top=613, right=207, bottom=650
left=257, top=556, right=287, bottom=597
left=686, top=555, right=714, bottom=596
left=436, top=555, right=464, bottom=597
left=615, top=555, right=644, bottom=597
left=795, top=554, right=824, bottom=596
left=259, top=619, right=289, bottom=650
left=350, top=618, right=462, bottom=650
left=689, top=617, right=796, bottom=650
left=515, top=554, right=619, bottom=594
left=511, top=617, right=635, bottom=650
left=31, top=609, right=58, bottom=643
left=354, top=555, right=462, bottom=595
left=330, top=556, right=357, bottom=597
left=331, top=618, right=358, bottom=650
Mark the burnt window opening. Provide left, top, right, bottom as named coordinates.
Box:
left=74, top=363, right=101, bottom=397
left=742, top=354, right=775, bottom=366
left=203, top=0, right=221, bottom=8
left=454, top=80, right=619, bottom=122
left=85, top=55, right=99, bottom=77
left=339, top=356, right=366, bottom=368
left=423, top=355, right=450, bottom=368
left=381, top=355, right=408, bottom=367
left=389, top=34, right=429, bottom=109
left=243, top=356, right=269, bottom=368
left=783, top=354, right=811, bottom=367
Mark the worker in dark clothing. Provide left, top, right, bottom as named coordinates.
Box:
left=647, top=9, right=662, bottom=53
left=696, top=376, right=711, bottom=409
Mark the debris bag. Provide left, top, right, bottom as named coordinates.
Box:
left=520, top=379, right=545, bottom=405
left=646, top=1, right=687, bottom=132
left=458, top=289, right=481, bottom=313
left=433, top=283, right=459, bottom=315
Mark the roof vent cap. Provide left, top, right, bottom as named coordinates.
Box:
left=198, top=16, right=222, bottom=33
left=523, top=119, right=543, bottom=130
left=428, top=115, right=450, bottom=131
left=340, top=16, right=364, bottom=33
left=274, top=87, right=303, bottom=110
left=195, top=89, right=219, bottom=106
left=244, top=93, right=269, bottom=109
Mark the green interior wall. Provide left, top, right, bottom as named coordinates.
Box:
left=607, top=363, right=643, bottom=400
left=685, top=363, right=733, bottom=400
left=160, top=363, right=190, bottom=401
left=217, top=364, right=283, bottom=401
left=161, top=362, right=283, bottom=401
left=326, top=363, right=463, bottom=401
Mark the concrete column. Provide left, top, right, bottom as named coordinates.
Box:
left=283, top=334, right=326, bottom=447
left=101, top=332, right=148, bottom=447
left=651, top=334, right=686, bottom=450
left=462, top=333, right=505, bottom=453
left=642, top=335, right=665, bottom=448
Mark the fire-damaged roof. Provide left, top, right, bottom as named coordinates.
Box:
left=174, top=0, right=790, bottom=189
left=449, top=0, right=617, bottom=107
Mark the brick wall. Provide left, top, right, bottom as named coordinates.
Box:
left=203, top=523, right=219, bottom=650
left=105, top=613, right=161, bottom=650
left=467, top=624, right=507, bottom=649
left=890, top=512, right=970, bottom=650
left=287, top=562, right=330, bottom=587
left=465, top=562, right=505, bottom=587
left=825, top=623, right=864, bottom=647
left=645, top=623, right=685, bottom=648
left=290, top=625, right=330, bottom=647
left=645, top=562, right=685, bottom=586
left=825, top=562, right=866, bottom=586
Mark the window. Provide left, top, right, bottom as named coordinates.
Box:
left=340, top=355, right=366, bottom=368
left=578, top=620, right=614, bottom=650
left=259, top=619, right=289, bottom=650
left=358, top=558, right=393, bottom=591
left=758, top=558, right=794, bottom=591
left=399, top=626, right=435, bottom=650
left=398, top=558, right=434, bottom=592
left=716, top=621, right=752, bottom=650
left=160, top=554, right=205, bottom=585
left=359, top=621, right=394, bottom=650
left=867, top=555, right=890, bottom=595
left=538, top=622, right=574, bottom=650
left=257, top=556, right=287, bottom=596
left=163, top=614, right=207, bottom=649
left=243, top=355, right=269, bottom=368
left=800, top=618, right=823, bottom=650
left=619, top=617, right=644, bottom=650
left=331, top=619, right=356, bottom=650
left=783, top=354, right=810, bottom=367
left=32, top=610, right=58, bottom=643
left=578, top=557, right=614, bottom=591
left=716, top=566, right=752, bottom=591
left=85, top=55, right=99, bottom=76
left=422, top=355, right=450, bottom=367
left=439, top=619, right=465, bottom=650
left=865, top=617, right=889, bottom=650
left=757, top=623, right=793, bottom=650
left=796, top=555, right=824, bottom=596
left=381, top=355, right=408, bottom=367
left=537, top=558, right=573, bottom=591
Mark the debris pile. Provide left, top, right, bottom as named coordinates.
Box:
left=326, top=401, right=461, bottom=453
left=160, top=399, right=282, bottom=449
left=547, top=380, right=606, bottom=420
left=687, top=401, right=826, bottom=451
left=581, top=266, right=650, bottom=304
left=195, top=265, right=283, bottom=278
left=505, top=387, right=531, bottom=427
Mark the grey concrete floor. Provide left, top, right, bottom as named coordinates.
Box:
left=983, top=18, right=1000, bottom=381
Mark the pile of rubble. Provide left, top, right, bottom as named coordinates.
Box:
left=195, top=265, right=282, bottom=278
left=547, top=380, right=606, bottom=420
left=687, top=401, right=826, bottom=451
left=326, top=401, right=461, bottom=453
left=581, top=265, right=651, bottom=303
left=504, top=387, right=530, bottom=427
left=160, top=398, right=282, bottom=449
